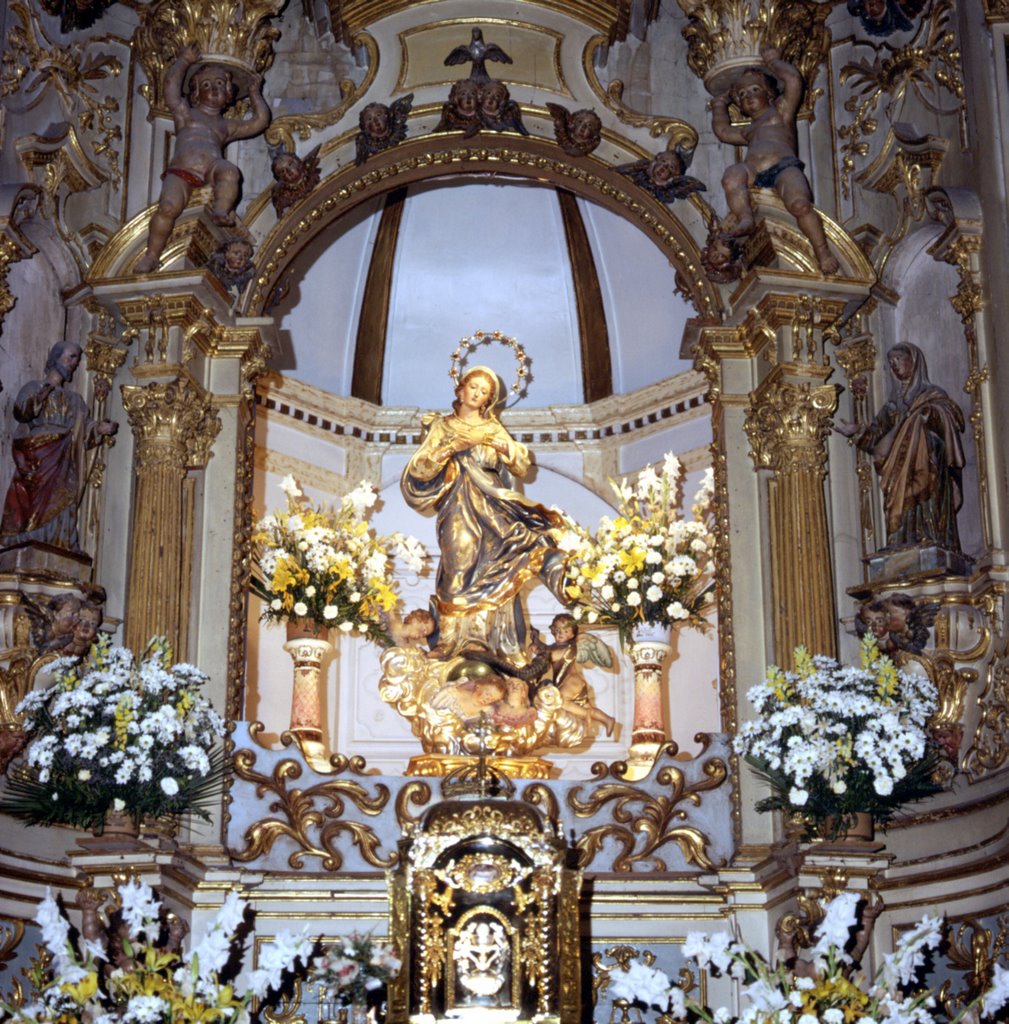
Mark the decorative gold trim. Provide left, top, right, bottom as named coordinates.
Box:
left=265, top=33, right=378, bottom=153
left=582, top=36, right=698, bottom=151
left=568, top=744, right=727, bottom=871
left=230, top=750, right=398, bottom=869
left=134, top=0, right=287, bottom=115
left=673, top=0, right=831, bottom=113
left=328, top=0, right=636, bottom=43
left=246, top=134, right=720, bottom=321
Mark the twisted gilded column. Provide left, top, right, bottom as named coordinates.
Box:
left=121, top=378, right=221, bottom=655
left=745, top=377, right=840, bottom=663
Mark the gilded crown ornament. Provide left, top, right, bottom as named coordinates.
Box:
left=676, top=0, right=831, bottom=105
left=133, top=0, right=285, bottom=112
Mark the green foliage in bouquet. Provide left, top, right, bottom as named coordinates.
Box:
left=251, top=476, right=426, bottom=642
left=0, top=635, right=225, bottom=831
left=734, top=637, right=942, bottom=839
left=557, top=454, right=716, bottom=647
left=0, top=879, right=315, bottom=1024
left=606, top=892, right=1009, bottom=1024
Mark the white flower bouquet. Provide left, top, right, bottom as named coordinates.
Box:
left=309, top=931, right=401, bottom=1006
left=0, top=879, right=315, bottom=1024
left=608, top=893, right=1009, bottom=1024
left=251, top=476, right=427, bottom=642
left=557, top=454, right=716, bottom=647
left=733, top=637, right=941, bottom=838
left=0, top=635, right=225, bottom=832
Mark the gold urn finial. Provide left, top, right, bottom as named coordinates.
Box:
left=134, top=0, right=285, bottom=112
left=676, top=0, right=831, bottom=104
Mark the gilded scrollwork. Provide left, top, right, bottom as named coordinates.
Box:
left=1, top=2, right=123, bottom=188
left=264, top=34, right=377, bottom=153
left=0, top=916, right=26, bottom=1008
left=230, top=749, right=397, bottom=869
left=963, top=643, right=1009, bottom=779
left=568, top=751, right=727, bottom=871
left=939, top=914, right=1009, bottom=1018
left=592, top=945, right=697, bottom=1008
left=838, top=0, right=964, bottom=200
left=395, top=779, right=433, bottom=830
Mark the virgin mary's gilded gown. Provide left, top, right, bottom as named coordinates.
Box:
left=401, top=412, right=566, bottom=657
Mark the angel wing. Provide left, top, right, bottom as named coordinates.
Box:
left=904, top=602, right=939, bottom=654
left=546, top=102, right=570, bottom=136
left=18, top=592, right=52, bottom=651
left=389, top=93, right=415, bottom=138
left=575, top=631, right=615, bottom=670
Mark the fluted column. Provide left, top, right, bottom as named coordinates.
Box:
left=745, top=377, right=840, bottom=663
left=121, top=378, right=220, bottom=655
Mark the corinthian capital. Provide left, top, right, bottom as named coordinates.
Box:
left=745, top=380, right=839, bottom=474
left=122, top=378, right=221, bottom=471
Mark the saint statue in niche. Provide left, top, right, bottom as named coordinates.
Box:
left=400, top=365, right=567, bottom=659
left=837, top=342, right=968, bottom=558
left=1, top=341, right=117, bottom=555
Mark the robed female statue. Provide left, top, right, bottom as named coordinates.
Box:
left=401, top=366, right=567, bottom=659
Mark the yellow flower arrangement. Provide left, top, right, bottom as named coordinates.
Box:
left=252, top=476, right=426, bottom=641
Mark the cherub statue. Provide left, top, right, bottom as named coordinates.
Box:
left=388, top=607, right=437, bottom=650
left=270, top=144, right=321, bottom=216
left=546, top=104, right=602, bottom=157
left=479, top=81, right=528, bottom=135
left=378, top=649, right=586, bottom=757
left=355, top=95, right=413, bottom=165
left=884, top=594, right=937, bottom=654
left=207, top=238, right=255, bottom=296
left=23, top=592, right=80, bottom=655
left=63, top=600, right=103, bottom=657
left=712, top=48, right=839, bottom=275
left=435, top=79, right=483, bottom=137
left=443, top=27, right=513, bottom=83
left=615, top=146, right=706, bottom=204
left=532, top=614, right=615, bottom=735
left=700, top=217, right=743, bottom=283
left=134, top=45, right=270, bottom=274
left=855, top=595, right=937, bottom=656
left=848, top=0, right=925, bottom=36
left=855, top=599, right=896, bottom=654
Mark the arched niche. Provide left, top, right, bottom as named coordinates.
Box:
left=240, top=133, right=723, bottom=323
